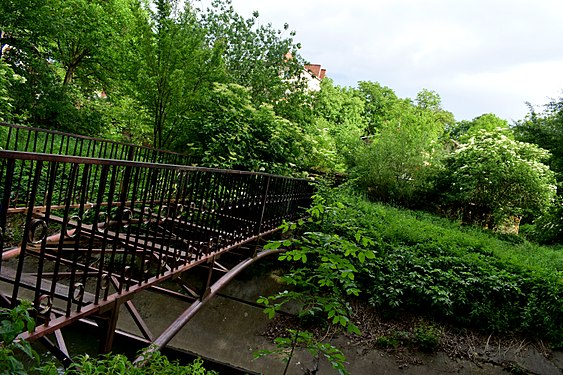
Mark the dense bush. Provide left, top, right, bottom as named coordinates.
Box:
left=436, top=129, right=556, bottom=229
left=273, top=186, right=563, bottom=347
left=524, top=194, right=563, bottom=244
left=350, top=94, right=447, bottom=207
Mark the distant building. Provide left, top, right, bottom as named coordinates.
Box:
left=302, top=63, right=327, bottom=91
left=284, top=52, right=326, bottom=92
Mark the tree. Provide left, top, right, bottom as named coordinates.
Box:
left=352, top=89, right=447, bottom=206
left=182, top=82, right=306, bottom=174
left=0, top=0, right=140, bottom=134
left=199, top=0, right=308, bottom=110
left=513, top=97, right=563, bottom=179
left=0, top=60, right=23, bottom=122
left=128, top=0, right=225, bottom=149
left=356, top=81, right=399, bottom=135
left=415, top=89, right=455, bottom=131
left=438, top=129, right=556, bottom=229
left=306, top=78, right=365, bottom=172
left=448, top=113, right=509, bottom=141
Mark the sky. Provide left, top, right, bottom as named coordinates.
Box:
left=223, top=0, right=563, bottom=122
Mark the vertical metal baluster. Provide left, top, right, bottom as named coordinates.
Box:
left=0, top=158, right=15, bottom=276
left=112, top=161, right=132, bottom=295
left=34, top=161, right=59, bottom=326
left=200, top=172, right=218, bottom=256
left=122, top=166, right=142, bottom=292
left=133, top=164, right=152, bottom=284
left=193, top=171, right=211, bottom=259
left=182, top=169, right=199, bottom=261
left=70, top=164, right=90, bottom=313
left=48, top=131, right=55, bottom=154
left=141, top=167, right=160, bottom=282
left=256, top=175, right=271, bottom=237
left=206, top=172, right=226, bottom=253
left=152, top=167, right=170, bottom=276
left=102, top=164, right=119, bottom=302
left=41, top=132, right=49, bottom=154
left=159, top=167, right=176, bottom=275
left=13, top=126, right=21, bottom=151
left=240, top=175, right=249, bottom=239
left=64, top=134, right=71, bottom=155
left=23, top=128, right=32, bottom=152
left=232, top=173, right=245, bottom=244
left=12, top=160, right=44, bottom=308
left=169, top=169, right=185, bottom=269
left=5, top=125, right=14, bottom=150
left=93, top=164, right=110, bottom=304
left=12, top=153, right=30, bottom=207
left=77, top=138, right=85, bottom=157
left=49, top=162, right=79, bottom=317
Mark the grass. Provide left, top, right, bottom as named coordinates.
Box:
left=329, top=188, right=563, bottom=275
left=304, top=186, right=563, bottom=346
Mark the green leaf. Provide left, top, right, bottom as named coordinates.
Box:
left=365, top=251, right=376, bottom=259
left=264, top=241, right=281, bottom=250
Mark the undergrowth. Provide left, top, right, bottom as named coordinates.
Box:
left=267, top=185, right=563, bottom=349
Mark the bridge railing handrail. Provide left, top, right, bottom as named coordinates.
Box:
left=0, top=150, right=311, bottom=180
left=0, top=122, right=198, bottom=166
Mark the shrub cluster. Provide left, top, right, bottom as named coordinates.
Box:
left=298, top=187, right=563, bottom=347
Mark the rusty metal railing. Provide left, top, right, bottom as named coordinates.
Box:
left=0, top=148, right=313, bottom=341
left=0, top=122, right=198, bottom=166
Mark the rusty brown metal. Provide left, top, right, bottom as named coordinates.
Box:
left=137, top=247, right=287, bottom=363
left=0, top=128, right=313, bottom=356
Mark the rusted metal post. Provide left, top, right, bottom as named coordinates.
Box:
left=254, top=175, right=271, bottom=257
left=95, top=302, right=120, bottom=354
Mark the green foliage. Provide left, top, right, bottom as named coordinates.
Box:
left=514, top=98, right=563, bottom=179
left=183, top=82, right=306, bottom=174
left=306, top=79, right=365, bottom=172
left=66, top=349, right=216, bottom=374
left=260, top=198, right=368, bottom=336
left=356, top=81, right=400, bottom=135
left=412, top=323, right=442, bottom=352
left=437, top=129, right=556, bottom=229
left=130, top=0, right=225, bottom=149
left=351, top=95, right=446, bottom=206
left=0, top=301, right=39, bottom=375
left=449, top=113, right=510, bottom=141
left=374, top=323, right=441, bottom=353
left=199, top=0, right=307, bottom=109
left=254, top=329, right=348, bottom=375
left=0, top=0, right=140, bottom=133
left=0, top=60, right=25, bottom=123
left=0, top=303, right=215, bottom=374
left=525, top=195, right=563, bottom=244
left=273, top=187, right=563, bottom=348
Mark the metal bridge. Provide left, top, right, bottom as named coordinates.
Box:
left=0, top=122, right=313, bottom=364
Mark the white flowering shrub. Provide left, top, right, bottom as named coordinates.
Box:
left=438, top=129, right=556, bottom=229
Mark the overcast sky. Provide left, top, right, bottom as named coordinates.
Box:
left=224, top=0, right=563, bottom=122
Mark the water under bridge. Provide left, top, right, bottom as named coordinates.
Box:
left=0, top=122, right=313, bottom=365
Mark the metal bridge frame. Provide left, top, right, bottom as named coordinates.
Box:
left=0, top=123, right=313, bottom=365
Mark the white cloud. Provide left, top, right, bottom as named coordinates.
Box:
left=222, top=0, right=563, bottom=120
